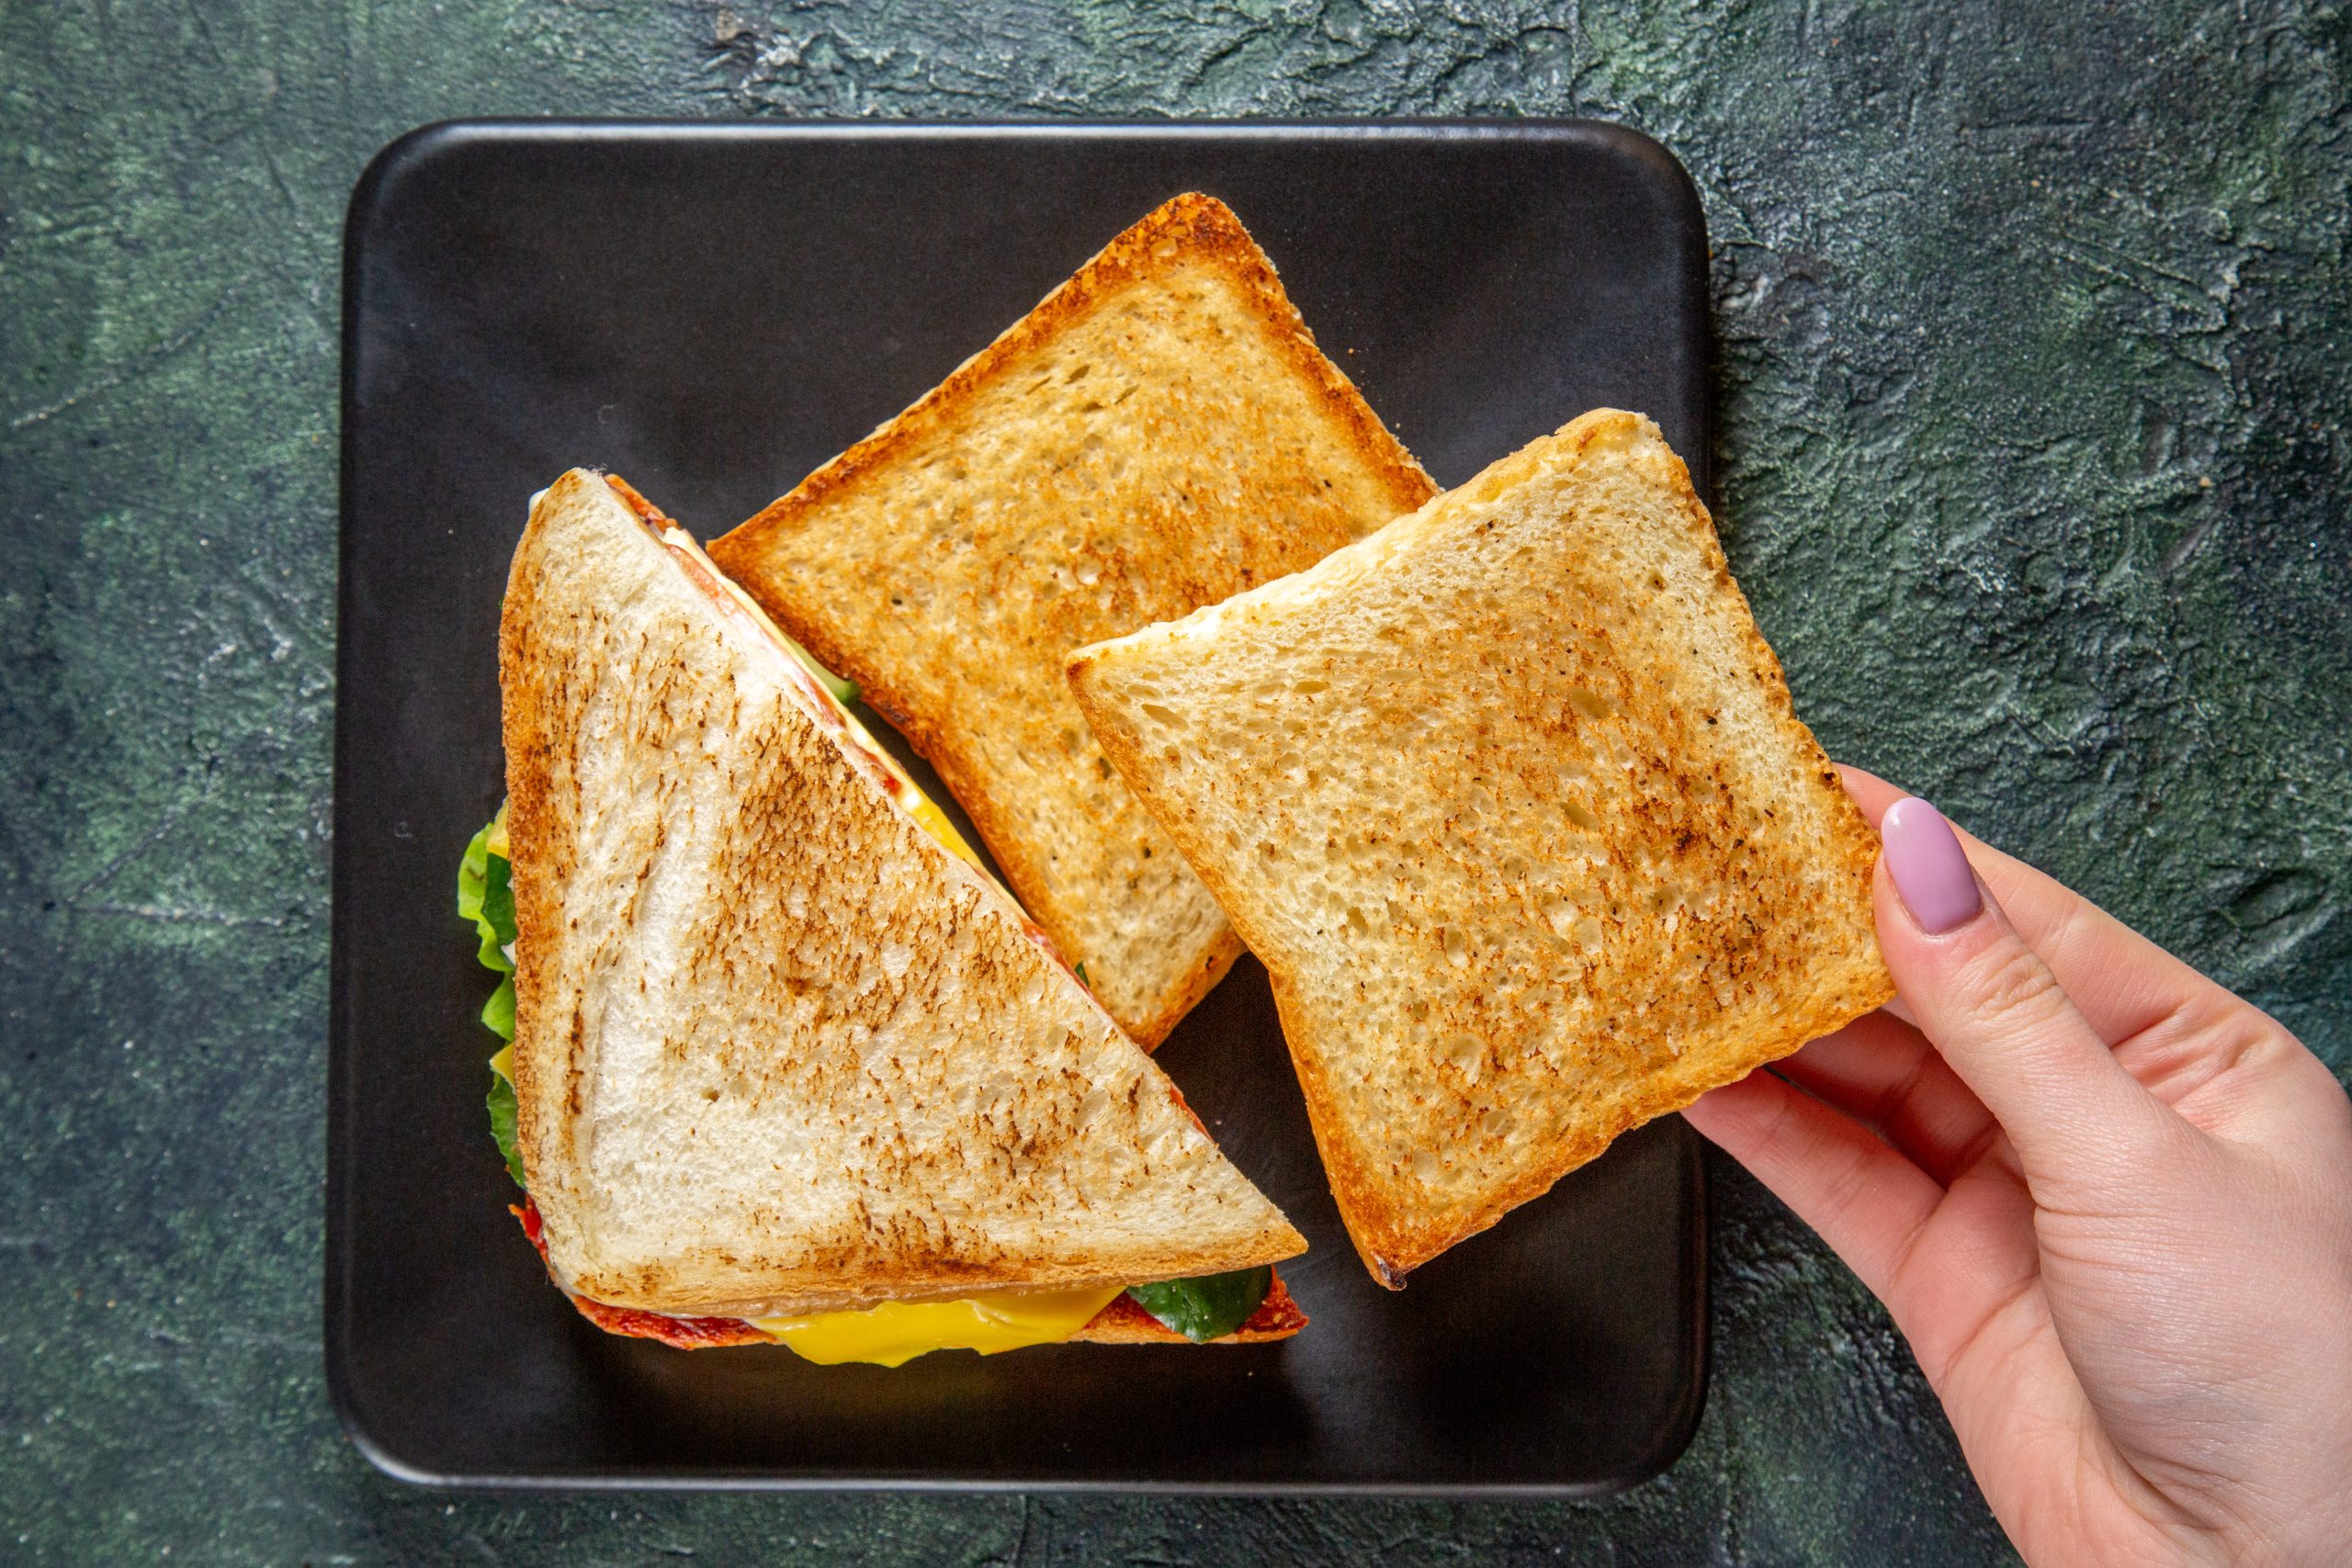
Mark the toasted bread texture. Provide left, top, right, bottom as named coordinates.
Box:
left=499, top=470, right=1306, bottom=1319
left=1069, top=411, right=1894, bottom=1284
left=707, top=193, right=1435, bottom=1045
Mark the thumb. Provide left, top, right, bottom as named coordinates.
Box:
left=1875, top=797, right=2185, bottom=1187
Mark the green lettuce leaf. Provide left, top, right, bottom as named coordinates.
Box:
left=481, top=854, right=515, bottom=951
left=463, top=813, right=524, bottom=1185
left=458, top=821, right=491, bottom=919
left=481, top=974, right=515, bottom=1041
left=486, top=1070, right=526, bottom=1188
left=1124, top=1266, right=1272, bottom=1343
left=457, top=818, right=514, bottom=974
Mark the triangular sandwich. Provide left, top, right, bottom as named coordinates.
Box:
left=468, top=470, right=1306, bottom=1361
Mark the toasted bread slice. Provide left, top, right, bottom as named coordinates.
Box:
left=501, top=470, right=1306, bottom=1320
left=1069, top=411, right=1894, bottom=1284
left=707, top=193, right=1435, bottom=1045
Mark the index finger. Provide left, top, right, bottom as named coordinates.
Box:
left=1837, top=764, right=2218, bottom=1051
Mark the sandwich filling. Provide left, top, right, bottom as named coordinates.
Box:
left=463, top=480, right=1286, bottom=1362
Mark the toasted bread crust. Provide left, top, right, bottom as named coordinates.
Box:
left=759, top=193, right=1432, bottom=533
left=1071, top=411, right=1894, bottom=1284
left=499, top=471, right=1305, bottom=1317
left=709, top=193, right=1435, bottom=1045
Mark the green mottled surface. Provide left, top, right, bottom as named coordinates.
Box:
left=3, top=0, right=2344, bottom=1562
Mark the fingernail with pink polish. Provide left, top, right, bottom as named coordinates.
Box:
left=1881, top=797, right=1982, bottom=935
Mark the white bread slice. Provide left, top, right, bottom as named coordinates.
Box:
left=1068, top=411, right=1894, bottom=1285
left=500, top=470, right=1306, bottom=1319
left=708, top=193, right=1435, bottom=1046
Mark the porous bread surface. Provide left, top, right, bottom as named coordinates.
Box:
left=707, top=193, right=1435, bottom=1045
left=499, top=471, right=1305, bottom=1319
left=1069, top=411, right=1894, bottom=1284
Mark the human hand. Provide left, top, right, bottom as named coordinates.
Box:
left=1683, top=766, right=2352, bottom=1568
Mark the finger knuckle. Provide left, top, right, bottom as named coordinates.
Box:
left=1960, top=937, right=2071, bottom=1030
left=1815, top=1135, right=1881, bottom=1223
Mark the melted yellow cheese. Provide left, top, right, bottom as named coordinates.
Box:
left=748, top=1287, right=1126, bottom=1368
left=897, top=794, right=985, bottom=870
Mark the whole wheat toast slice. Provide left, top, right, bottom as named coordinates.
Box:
left=707, top=193, right=1436, bottom=1046
left=1068, top=411, right=1894, bottom=1285
left=501, top=470, right=1305, bottom=1320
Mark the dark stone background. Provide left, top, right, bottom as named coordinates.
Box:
left=3, top=1, right=2344, bottom=1562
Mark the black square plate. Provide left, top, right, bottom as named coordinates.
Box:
left=330, top=119, right=1712, bottom=1494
